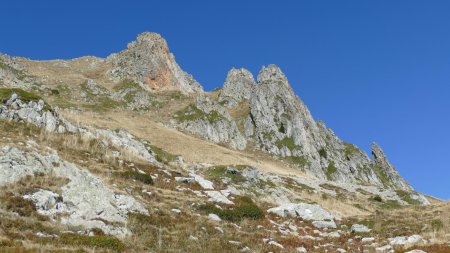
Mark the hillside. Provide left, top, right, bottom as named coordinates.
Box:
left=0, top=32, right=448, bottom=253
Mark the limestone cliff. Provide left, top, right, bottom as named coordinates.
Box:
left=175, top=64, right=413, bottom=191
left=107, top=32, right=202, bottom=94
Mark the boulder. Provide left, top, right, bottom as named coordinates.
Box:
left=0, top=147, right=148, bottom=237
left=267, top=203, right=334, bottom=221
left=189, top=173, right=214, bottom=190
left=388, top=235, right=427, bottom=248
left=205, top=191, right=234, bottom=205
left=312, top=220, right=337, bottom=229
left=351, top=224, right=371, bottom=233
left=208, top=213, right=222, bottom=222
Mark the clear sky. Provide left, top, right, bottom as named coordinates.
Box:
left=1, top=1, right=449, bottom=200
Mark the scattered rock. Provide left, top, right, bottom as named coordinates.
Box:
left=361, top=237, right=376, bottom=243
left=190, top=173, right=214, bottom=190
left=189, top=235, right=199, bottom=241
left=208, top=213, right=222, bottom=222
left=312, top=220, right=337, bottom=229
left=214, top=227, right=224, bottom=234
left=267, top=203, right=336, bottom=228
left=351, top=224, right=371, bottom=233
left=0, top=147, right=147, bottom=237
left=296, top=246, right=307, bottom=253
left=175, top=177, right=195, bottom=183
left=388, top=235, right=427, bottom=248
left=205, top=191, right=234, bottom=205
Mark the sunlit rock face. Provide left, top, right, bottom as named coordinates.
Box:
left=107, top=32, right=203, bottom=94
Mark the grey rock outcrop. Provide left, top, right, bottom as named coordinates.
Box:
left=267, top=203, right=336, bottom=227
left=249, top=65, right=374, bottom=185
left=0, top=93, right=78, bottom=133
left=218, top=68, right=256, bottom=108
left=107, top=32, right=202, bottom=94
left=351, top=224, right=371, bottom=233
left=372, top=143, right=412, bottom=191
left=93, top=128, right=160, bottom=165
left=0, top=92, right=160, bottom=166
left=388, top=235, right=427, bottom=248
left=0, top=146, right=147, bottom=237
left=0, top=54, right=30, bottom=89
left=172, top=63, right=417, bottom=193
left=175, top=95, right=247, bottom=150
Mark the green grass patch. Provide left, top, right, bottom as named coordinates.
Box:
left=175, top=104, right=225, bottom=124
left=325, top=161, right=337, bottom=180
left=344, top=142, right=362, bottom=157
left=353, top=203, right=369, bottom=211
left=262, top=131, right=275, bottom=141
left=205, top=165, right=246, bottom=183
left=283, top=155, right=310, bottom=168
left=395, top=190, right=422, bottom=205
left=381, top=200, right=403, bottom=209
left=198, top=200, right=264, bottom=222
left=0, top=88, right=50, bottom=110
left=115, top=170, right=154, bottom=185
left=59, top=233, right=125, bottom=251
left=318, top=148, right=327, bottom=158
left=112, top=80, right=143, bottom=92
left=371, top=195, right=383, bottom=202
left=275, top=137, right=299, bottom=151
left=361, top=164, right=392, bottom=188
left=148, top=145, right=177, bottom=164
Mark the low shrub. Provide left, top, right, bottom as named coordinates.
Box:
left=325, top=161, right=337, bottom=180
left=381, top=200, right=403, bottom=209
left=318, top=148, right=327, bottom=158
left=198, top=199, right=264, bottom=222
left=116, top=170, right=153, bottom=185
left=371, top=195, right=383, bottom=202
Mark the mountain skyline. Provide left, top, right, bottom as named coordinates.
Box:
left=1, top=1, right=449, bottom=200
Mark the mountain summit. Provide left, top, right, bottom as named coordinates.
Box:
left=107, top=32, right=203, bottom=94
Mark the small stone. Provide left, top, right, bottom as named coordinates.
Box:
left=208, top=213, right=222, bottom=222
left=351, top=224, right=371, bottom=233
left=240, top=246, right=251, bottom=252
left=214, top=227, right=224, bottom=234
left=296, top=246, right=307, bottom=252
left=362, top=237, right=376, bottom=243
left=312, top=220, right=337, bottom=229
left=268, top=240, right=284, bottom=249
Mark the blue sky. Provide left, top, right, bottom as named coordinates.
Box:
left=1, top=1, right=449, bottom=199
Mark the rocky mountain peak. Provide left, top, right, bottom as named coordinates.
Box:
left=372, top=142, right=413, bottom=191
left=257, top=64, right=289, bottom=85
left=124, top=32, right=168, bottom=53
left=372, top=142, right=386, bottom=161
left=218, top=67, right=256, bottom=108
left=133, top=32, right=166, bottom=47
left=107, top=32, right=203, bottom=94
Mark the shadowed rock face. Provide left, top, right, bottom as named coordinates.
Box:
left=107, top=32, right=202, bottom=94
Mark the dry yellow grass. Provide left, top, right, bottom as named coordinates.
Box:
left=61, top=110, right=314, bottom=180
